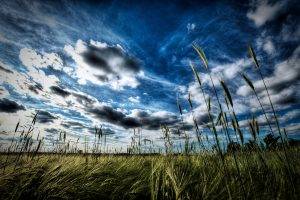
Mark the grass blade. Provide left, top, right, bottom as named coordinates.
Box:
left=248, top=45, right=260, bottom=68
left=192, top=44, right=208, bottom=69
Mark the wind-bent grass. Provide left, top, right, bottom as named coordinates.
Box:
left=241, top=73, right=275, bottom=135
left=189, top=60, right=234, bottom=198
left=0, top=150, right=299, bottom=200
left=248, top=45, right=295, bottom=194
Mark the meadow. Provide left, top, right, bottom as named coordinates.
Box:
left=0, top=45, right=299, bottom=200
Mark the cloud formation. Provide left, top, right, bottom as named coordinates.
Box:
left=50, top=86, right=71, bottom=97
left=247, top=0, right=285, bottom=27
left=86, top=105, right=182, bottom=130
left=64, top=40, right=143, bottom=90
left=36, top=110, right=57, bottom=123
left=19, top=48, right=63, bottom=71
left=0, top=98, right=25, bottom=113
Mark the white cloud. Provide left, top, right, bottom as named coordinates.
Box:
left=0, top=109, right=34, bottom=133
left=64, top=39, right=142, bottom=90
left=1, top=53, right=70, bottom=110
left=263, top=39, right=275, bottom=55
left=128, top=96, right=140, bottom=103
left=191, top=59, right=251, bottom=88
left=256, top=35, right=276, bottom=56
left=19, top=48, right=63, bottom=71
left=247, top=0, right=284, bottom=27
left=1, top=54, right=110, bottom=134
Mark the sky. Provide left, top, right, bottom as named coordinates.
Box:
left=0, top=0, right=299, bottom=152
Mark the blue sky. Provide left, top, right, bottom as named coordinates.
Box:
left=0, top=0, right=299, bottom=152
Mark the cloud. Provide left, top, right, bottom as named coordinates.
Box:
left=190, top=59, right=251, bottom=90
left=50, top=86, right=71, bottom=97
left=0, top=33, right=13, bottom=44
left=19, top=48, right=63, bottom=71
left=0, top=86, right=9, bottom=97
left=285, top=123, right=300, bottom=136
left=128, top=96, right=140, bottom=103
left=281, top=110, right=300, bottom=122
left=0, top=62, right=13, bottom=74
left=256, top=34, right=276, bottom=56
left=86, top=104, right=181, bottom=130
left=247, top=0, right=285, bottom=27
left=61, top=120, right=85, bottom=129
left=186, top=58, right=252, bottom=114
left=64, top=39, right=143, bottom=90
left=86, top=105, right=140, bottom=129
left=129, top=109, right=180, bottom=130
left=18, top=48, right=61, bottom=95
left=237, top=46, right=300, bottom=107
left=28, top=83, right=43, bottom=94
left=71, top=92, right=97, bottom=106
left=263, top=39, right=275, bottom=55
left=44, top=128, right=60, bottom=134
left=0, top=98, right=25, bottom=113
left=184, top=111, right=210, bottom=128
left=36, top=110, right=57, bottom=123
left=0, top=109, right=34, bottom=134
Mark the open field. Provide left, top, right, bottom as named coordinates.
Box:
left=1, top=149, right=299, bottom=200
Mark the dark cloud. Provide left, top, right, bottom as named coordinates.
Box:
left=194, top=113, right=210, bottom=125
left=36, top=111, right=57, bottom=123
left=45, top=128, right=59, bottom=134
left=82, top=44, right=140, bottom=75
left=0, top=98, right=25, bottom=113
left=121, top=117, right=141, bottom=128
left=50, top=86, right=71, bottom=97
left=64, top=40, right=142, bottom=89
left=274, top=91, right=298, bottom=105
left=170, top=124, right=194, bottom=135
left=72, top=93, right=96, bottom=106
left=101, top=128, right=115, bottom=135
left=0, top=65, right=13, bottom=74
left=86, top=105, right=182, bottom=130
left=87, top=105, right=141, bottom=129
left=28, top=83, right=43, bottom=94
left=61, top=121, right=85, bottom=129
left=95, top=75, right=109, bottom=82
left=135, top=111, right=180, bottom=130
left=61, top=121, right=87, bottom=132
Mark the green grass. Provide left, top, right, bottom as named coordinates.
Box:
left=1, top=149, right=299, bottom=200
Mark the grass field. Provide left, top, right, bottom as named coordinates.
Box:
left=0, top=149, right=299, bottom=200
left=0, top=45, right=299, bottom=200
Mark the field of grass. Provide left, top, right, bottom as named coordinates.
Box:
left=0, top=45, right=299, bottom=199
left=0, top=149, right=299, bottom=200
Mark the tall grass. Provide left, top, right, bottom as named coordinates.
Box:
left=0, top=151, right=299, bottom=200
